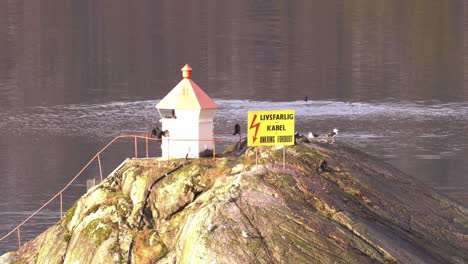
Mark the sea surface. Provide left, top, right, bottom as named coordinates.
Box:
left=1, top=0, right=468, bottom=254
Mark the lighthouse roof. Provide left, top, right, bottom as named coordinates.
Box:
left=156, top=64, right=218, bottom=110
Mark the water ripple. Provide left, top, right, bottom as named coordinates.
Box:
left=0, top=100, right=467, bottom=138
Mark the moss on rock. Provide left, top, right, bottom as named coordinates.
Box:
left=82, top=219, right=113, bottom=245
left=133, top=230, right=167, bottom=264
left=59, top=201, right=77, bottom=227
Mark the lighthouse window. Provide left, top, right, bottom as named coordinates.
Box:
left=159, top=109, right=176, bottom=119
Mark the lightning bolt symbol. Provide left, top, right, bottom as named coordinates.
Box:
left=249, top=114, right=260, bottom=143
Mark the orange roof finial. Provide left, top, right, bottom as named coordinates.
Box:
left=181, top=64, right=192, bottom=79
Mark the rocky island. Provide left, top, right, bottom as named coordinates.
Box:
left=1, top=140, right=467, bottom=263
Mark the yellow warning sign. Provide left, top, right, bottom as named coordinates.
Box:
left=247, top=109, right=295, bottom=146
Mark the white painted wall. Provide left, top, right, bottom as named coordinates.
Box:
left=160, top=109, right=216, bottom=158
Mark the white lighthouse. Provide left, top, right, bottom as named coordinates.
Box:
left=156, top=64, right=219, bottom=159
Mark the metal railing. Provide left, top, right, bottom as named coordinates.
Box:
left=0, top=133, right=236, bottom=250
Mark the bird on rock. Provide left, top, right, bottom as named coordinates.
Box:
left=327, top=128, right=339, bottom=138
left=308, top=132, right=319, bottom=139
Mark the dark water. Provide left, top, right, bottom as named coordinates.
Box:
left=1, top=0, right=468, bottom=253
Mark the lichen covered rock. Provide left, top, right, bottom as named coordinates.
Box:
left=0, top=252, right=18, bottom=264
left=3, top=142, right=467, bottom=263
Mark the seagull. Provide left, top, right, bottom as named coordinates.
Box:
left=308, top=132, right=319, bottom=139
left=208, top=224, right=217, bottom=231
left=327, top=129, right=339, bottom=139
left=326, top=128, right=339, bottom=143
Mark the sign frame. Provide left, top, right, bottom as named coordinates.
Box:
left=247, top=109, right=295, bottom=146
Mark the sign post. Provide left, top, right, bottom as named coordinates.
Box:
left=247, top=109, right=295, bottom=173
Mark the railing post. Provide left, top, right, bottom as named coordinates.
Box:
left=213, top=140, right=216, bottom=160
left=17, top=228, right=21, bottom=249
left=134, top=136, right=138, bottom=158
left=146, top=136, right=149, bottom=158
left=60, top=193, right=63, bottom=218
left=156, top=138, right=159, bottom=159
left=242, top=148, right=250, bottom=172
left=97, top=154, right=103, bottom=182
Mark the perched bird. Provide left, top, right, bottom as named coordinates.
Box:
left=327, top=129, right=339, bottom=138
left=327, top=128, right=339, bottom=143
left=233, top=123, right=241, bottom=135
left=318, top=160, right=328, bottom=173
left=308, top=132, right=319, bottom=139
left=208, top=224, right=217, bottom=231
left=242, top=230, right=250, bottom=238
left=156, top=129, right=170, bottom=139
left=151, top=127, right=160, bottom=137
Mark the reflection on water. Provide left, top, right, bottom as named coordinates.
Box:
left=1, top=1, right=468, bottom=107
left=1, top=0, right=468, bottom=254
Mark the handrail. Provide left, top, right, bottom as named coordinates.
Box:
left=0, top=135, right=143, bottom=242
left=0, top=133, right=235, bottom=248
left=214, top=131, right=242, bottom=146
